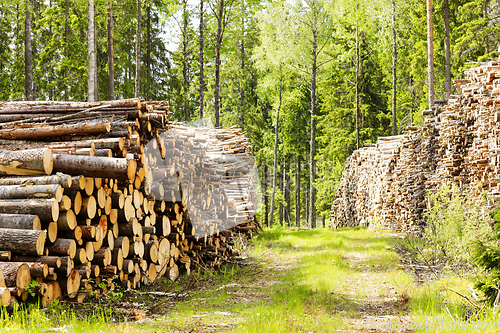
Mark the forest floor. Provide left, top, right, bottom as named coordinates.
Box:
left=2, top=227, right=486, bottom=332
left=134, top=226, right=416, bottom=332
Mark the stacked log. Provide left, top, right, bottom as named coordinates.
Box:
left=330, top=60, right=500, bottom=233
left=0, top=99, right=259, bottom=306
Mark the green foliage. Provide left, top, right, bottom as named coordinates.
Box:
left=424, top=185, right=494, bottom=267
left=471, top=206, right=500, bottom=306
left=24, top=280, right=40, bottom=297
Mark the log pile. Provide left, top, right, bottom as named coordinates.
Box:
left=330, top=60, right=500, bottom=233
left=0, top=99, right=259, bottom=307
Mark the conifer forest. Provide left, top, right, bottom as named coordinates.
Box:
left=0, top=0, right=496, bottom=227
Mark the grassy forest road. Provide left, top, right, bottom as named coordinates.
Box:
left=135, top=227, right=414, bottom=332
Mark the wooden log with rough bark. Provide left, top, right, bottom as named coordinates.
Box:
left=0, top=184, right=63, bottom=201
left=0, top=122, right=111, bottom=140
left=0, top=148, right=53, bottom=175
left=0, top=199, right=59, bottom=222
left=53, top=154, right=136, bottom=181
left=0, top=214, right=41, bottom=230
left=0, top=229, right=46, bottom=255
left=0, top=262, right=31, bottom=289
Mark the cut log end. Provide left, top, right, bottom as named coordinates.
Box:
left=43, top=148, right=54, bottom=175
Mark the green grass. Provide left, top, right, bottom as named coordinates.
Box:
left=2, top=226, right=500, bottom=332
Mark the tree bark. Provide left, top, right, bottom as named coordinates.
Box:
left=427, top=0, right=435, bottom=108
left=0, top=262, right=31, bottom=289
left=65, top=0, right=69, bottom=101
left=0, top=214, right=41, bottom=230
left=135, top=0, right=142, bottom=98
left=0, top=148, right=53, bottom=176
left=25, top=0, right=34, bottom=101
left=295, top=154, right=300, bottom=228
left=278, top=164, right=283, bottom=226
left=391, top=0, right=397, bottom=135
left=0, top=122, right=110, bottom=140
left=309, top=30, right=318, bottom=229
left=182, top=0, right=190, bottom=122
left=0, top=229, right=46, bottom=256
left=483, top=0, right=490, bottom=54
left=214, top=0, right=224, bottom=127
left=88, top=0, right=97, bottom=102
left=53, top=154, right=137, bottom=181
left=264, top=163, right=268, bottom=227
left=146, top=4, right=151, bottom=101
left=199, top=0, right=205, bottom=119
left=0, top=199, right=59, bottom=222
left=444, top=0, right=451, bottom=98
left=0, top=173, right=72, bottom=189
left=355, top=25, right=360, bottom=149
left=0, top=184, right=62, bottom=201
left=269, top=74, right=282, bottom=228
left=108, top=0, right=115, bottom=100
left=285, top=157, right=290, bottom=227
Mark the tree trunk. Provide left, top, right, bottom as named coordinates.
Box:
left=426, top=0, right=435, bottom=108
left=444, top=0, right=451, bottom=98
left=88, top=0, right=96, bottom=102
left=483, top=0, right=490, bottom=54
left=355, top=25, right=360, bottom=149
left=65, top=0, right=69, bottom=101
left=25, top=0, right=34, bottom=101
left=309, top=31, right=318, bottom=229
left=238, top=0, right=245, bottom=127
left=0, top=229, right=46, bottom=256
left=0, top=148, right=53, bottom=176
left=0, top=122, right=110, bottom=140
left=0, top=214, right=41, bottom=230
left=269, top=74, right=282, bottom=228
left=52, top=154, right=137, bottom=181
left=135, top=0, right=142, bottom=98
left=199, top=0, right=205, bottom=119
left=0, top=199, right=59, bottom=223
left=295, top=154, right=300, bottom=228
left=278, top=163, right=283, bottom=226
left=108, top=0, right=115, bottom=100
left=0, top=173, right=72, bottom=188
left=264, top=163, right=268, bottom=227
left=285, top=157, right=291, bottom=227
left=0, top=184, right=62, bottom=201
left=391, top=0, right=397, bottom=135
left=182, top=0, right=190, bottom=122
left=0, top=262, right=31, bottom=289
left=214, top=0, right=224, bottom=127
left=146, top=5, right=151, bottom=101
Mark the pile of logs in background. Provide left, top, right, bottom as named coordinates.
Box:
left=0, top=99, right=259, bottom=309
left=331, top=60, right=500, bottom=233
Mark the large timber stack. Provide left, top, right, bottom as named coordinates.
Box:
left=0, top=99, right=258, bottom=308
left=330, top=60, right=500, bottom=233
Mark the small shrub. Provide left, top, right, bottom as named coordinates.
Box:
left=393, top=184, right=494, bottom=280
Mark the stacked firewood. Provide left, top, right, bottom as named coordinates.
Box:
left=0, top=99, right=259, bottom=308
left=330, top=60, right=500, bottom=233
